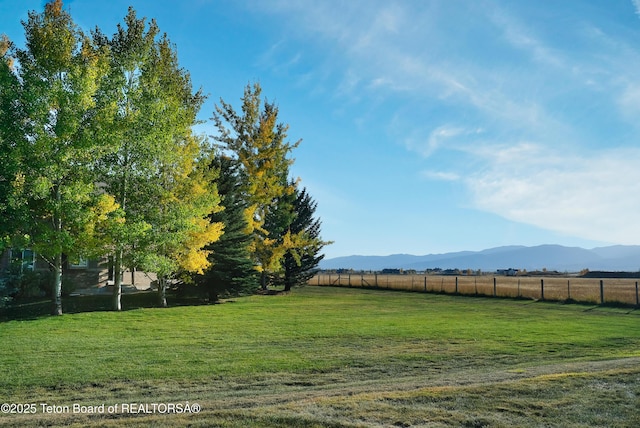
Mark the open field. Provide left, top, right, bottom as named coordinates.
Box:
left=311, top=273, right=640, bottom=306
left=1, top=286, right=640, bottom=427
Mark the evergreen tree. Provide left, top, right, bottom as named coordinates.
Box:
left=262, top=178, right=297, bottom=288
left=196, top=155, right=258, bottom=302
left=213, top=83, right=300, bottom=289
left=273, top=186, right=329, bottom=291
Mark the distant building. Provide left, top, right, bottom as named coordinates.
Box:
left=496, top=268, right=518, bottom=276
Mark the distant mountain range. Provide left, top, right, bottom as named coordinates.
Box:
left=319, top=245, right=640, bottom=272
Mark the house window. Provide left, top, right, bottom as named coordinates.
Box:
left=10, top=248, right=35, bottom=272
left=69, top=257, right=89, bottom=268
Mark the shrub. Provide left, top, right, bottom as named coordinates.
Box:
left=0, top=263, right=44, bottom=298
left=0, top=278, right=14, bottom=308
left=40, top=273, right=77, bottom=298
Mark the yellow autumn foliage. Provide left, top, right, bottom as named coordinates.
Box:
left=92, top=193, right=120, bottom=222
left=177, top=218, right=224, bottom=274
left=179, top=248, right=211, bottom=274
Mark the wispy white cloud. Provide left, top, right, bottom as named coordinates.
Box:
left=489, top=7, right=566, bottom=69
left=255, top=40, right=303, bottom=76
left=633, top=0, right=640, bottom=18
left=421, top=170, right=460, bottom=182
left=466, top=144, right=640, bottom=244
left=617, top=81, right=640, bottom=122
left=401, top=125, right=464, bottom=158
left=399, top=125, right=485, bottom=158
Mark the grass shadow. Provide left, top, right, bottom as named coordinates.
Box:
left=0, top=286, right=259, bottom=322
left=0, top=292, right=161, bottom=322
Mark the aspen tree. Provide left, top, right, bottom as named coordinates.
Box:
left=94, top=8, right=222, bottom=309
left=4, top=0, right=114, bottom=314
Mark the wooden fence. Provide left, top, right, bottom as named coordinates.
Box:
left=309, top=273, right=640, bottom=306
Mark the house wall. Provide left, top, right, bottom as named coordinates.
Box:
left=121, top=269, right=156, bottom=289
left=66, top=259, right=156, bottom=290
left=1, top=250, right=156, bottom=291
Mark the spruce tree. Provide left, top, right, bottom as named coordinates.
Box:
left=279, top=186, right=328, bottom=291
left=213, top=83, right=299, bottom=289
left=197, top=155, right=258, bottom=301
left=262, top=178, right=297, bottom=288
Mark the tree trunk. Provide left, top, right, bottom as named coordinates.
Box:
left=208, top=288, right=218, bottom=304
left=114, top=156, right=128, bottom=311
left=52, top=253, right=63, bottom=316
left=52, top=185, right=63, bottom=315
left=284, top=264, right=292, bottom=292
left=261, top=271, right=268, bottom=290
left=158, top=277, right=168, bottom=307
left=113, top=249, right=123, bottom=311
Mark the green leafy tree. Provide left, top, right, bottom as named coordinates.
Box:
left=93, top=8, right=221, bottom=309
left=136, top=33, right=223, bottom=308
left=0, top=35, right=23, bottom=249
left=4, top=0, right=115, bottom=315
left=139, top=135, right=223, bottom=307
left=213, top=83, right=300, bottom=288
left=195, top=155, right=258, bottom=302
left=93, top=8, right=163, bottom=310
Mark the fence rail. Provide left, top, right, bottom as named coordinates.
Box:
left=309, top=273, right=640, bottom=306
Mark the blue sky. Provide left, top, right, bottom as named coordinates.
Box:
left=3, top=0, right=640, bottom=259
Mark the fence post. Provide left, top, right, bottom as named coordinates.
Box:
left=540, top=279, right=544, bottom=301
left=567, top=279, right=571, bottom=301
left=600, top=280, right=604, bottom=305
left=636, top=281, right=639, bottom=307
left=493, top=277, right=497, bottom=297
left=375, top=273, right=378, bottom=288
left=455, top=277, right=459, bottom=294
left=517, top=278, right=521, bottom=298
left=424, top=276, right=427, bottom=292
left=475, top=277, right=478, bottom=296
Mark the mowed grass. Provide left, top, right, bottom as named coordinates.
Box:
left=1, top=286, right=640, bottom=427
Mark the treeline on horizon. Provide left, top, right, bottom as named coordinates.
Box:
left=0, top=0, right=329, bottom=315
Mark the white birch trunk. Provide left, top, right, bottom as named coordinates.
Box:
left=113, top=249, right=122, bottom=311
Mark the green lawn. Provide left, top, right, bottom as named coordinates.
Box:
left=1, top=286, right=639, bottom=427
